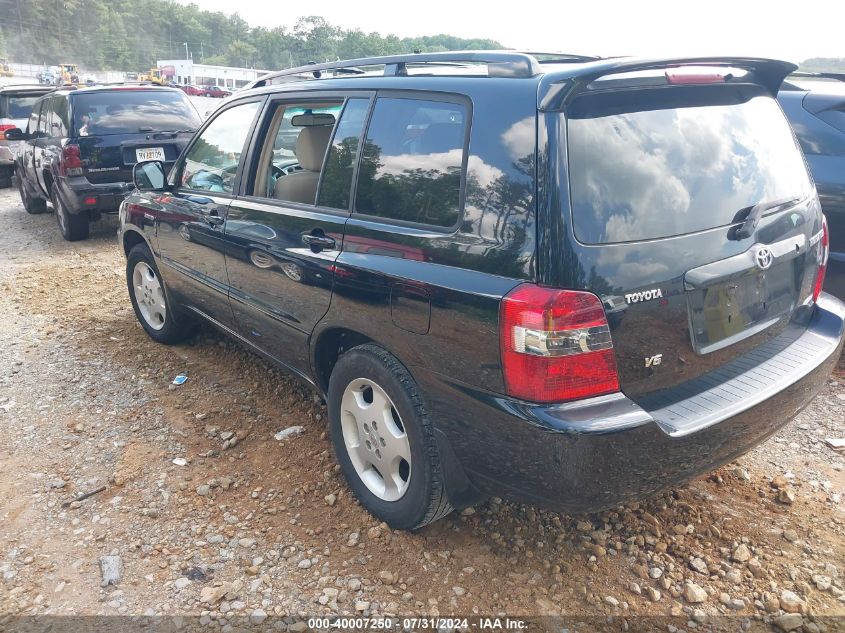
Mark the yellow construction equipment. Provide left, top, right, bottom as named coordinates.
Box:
left=58, top=63, right=79, bottom=84
left=139, top=68, right=166, bottom=85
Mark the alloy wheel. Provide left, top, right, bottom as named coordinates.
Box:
left=132, top=261, right=167, bottom=330
left=340, top=378, right=412, bottom=502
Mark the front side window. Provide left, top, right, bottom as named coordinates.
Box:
left=37, top=100, right=50, bottom=136
left=26, top=102, right=40, bottom=134
left=354, top=97, right=467, bottom=227
left=51, top=97, right=69, bottom=137
left=251, top=101, right=344, bottom=204
left=181, top=101, right=261, bottom=194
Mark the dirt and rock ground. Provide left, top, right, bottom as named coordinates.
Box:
left=0, top=185, right=844, bottom=633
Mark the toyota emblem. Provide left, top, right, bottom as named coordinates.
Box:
left=755, top=246, right=774, bottom=270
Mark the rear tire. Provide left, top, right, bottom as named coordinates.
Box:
left=19, top=176, right=46, bottom=214
left=328, top=344, right=453, bottom=530
left=52, top=189, right=89, bottom=241
left=126, top=243, right=197, bottom=344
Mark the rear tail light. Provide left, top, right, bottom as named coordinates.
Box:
left=0, top=124, right=15, bottom=132
left=59, top=144, right=83, bottom=177
left=812, top=215, right=829, bottom=302
left=500, top=284, right=620, bottom=403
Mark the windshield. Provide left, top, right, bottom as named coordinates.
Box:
left=72, top=90, right=201, bottom=136
left=567, top=87, right=814, bottom=244
left=0, top=94, right=43, bottom=120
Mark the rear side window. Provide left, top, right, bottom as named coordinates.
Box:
left=317, top=98, right=370, bottom=210
left=354, top=97, right=467, bottom=227
left=72, top=90, right=201, bottom=136
left=567, top=87, right=814, bottom=244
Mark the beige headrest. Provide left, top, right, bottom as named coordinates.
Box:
left=296, top=125, right=333, bottom=172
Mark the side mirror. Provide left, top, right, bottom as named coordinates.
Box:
left=133, top=160, right=168, bottom=192
left=4, top=128, right=25, bottom=141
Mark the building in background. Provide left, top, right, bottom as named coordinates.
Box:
left=156, top=59, right=270, bottom=89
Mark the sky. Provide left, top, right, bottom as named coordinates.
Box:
left=177, top=0, right=843, bottom=64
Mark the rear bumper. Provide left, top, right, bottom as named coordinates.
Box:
left=421, top=294, right=845, bottom=512
left=57, top=178, right=133, bottom=215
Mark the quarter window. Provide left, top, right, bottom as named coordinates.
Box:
left=354, top=97, right=467, bottom=227
left=181, top=101, right=260, bottom=194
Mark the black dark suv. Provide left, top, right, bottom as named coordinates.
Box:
left=7, top=84, right=201, bottom=240
left=779, top=73, right=845, bottom=298
left=119, top=52, right=845, bottom=530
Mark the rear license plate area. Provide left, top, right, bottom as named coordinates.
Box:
left=135, top=147, right=165, bottom=162
left=687, top=262, right=799, bottom=354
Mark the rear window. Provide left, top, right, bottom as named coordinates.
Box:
left=0, top=93, right=43, bottom=120
left=567, top=87, right=814, bottom=244
left=72, top=90, right=201, bottom=136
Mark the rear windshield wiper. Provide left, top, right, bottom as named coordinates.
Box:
left=733, top=196, right=801, bottom=240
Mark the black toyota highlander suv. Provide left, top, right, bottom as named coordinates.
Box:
left=118, top=52, right=845, bottom=530
left=7, top=84, right=201, bottom=240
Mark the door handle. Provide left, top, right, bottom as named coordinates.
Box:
left=200, top=206, right=225, bottom=227
left=302, top=233, right=336, bottom=251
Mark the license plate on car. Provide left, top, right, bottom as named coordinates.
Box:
left=135, top=147, right=165, bottom=162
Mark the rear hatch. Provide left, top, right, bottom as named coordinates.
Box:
left=71, top=89, right=201, bottom=184
left=560, top=63, right=824, bottom=400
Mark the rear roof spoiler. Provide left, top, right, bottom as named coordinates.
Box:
left=538, top=56, right=798, bottom=110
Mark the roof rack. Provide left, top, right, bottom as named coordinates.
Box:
left=256, top=51, right=546, bottom=84
left=789, top=71, right=845, bottom=82
left=519, top=51, right=602, bottom=64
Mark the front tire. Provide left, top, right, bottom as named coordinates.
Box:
left=19, top=176, right=46, bottom=214
left=126, top=243, right=197, bottom=344
left=328, top=344, right=452, bottom=530
left=52, top=189, right=89, bottom=240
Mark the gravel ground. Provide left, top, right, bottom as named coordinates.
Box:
left=0, top=185, right=844, bottom=632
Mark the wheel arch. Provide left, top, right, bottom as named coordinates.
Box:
left=122, top=227, right=150, bottom=257
left=311, top=326, right=374, bottom=396
left=310, top=325, right=482, bottom=510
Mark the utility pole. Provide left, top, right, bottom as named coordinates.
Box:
left=183, top=42, right=189, bottom=60
left=200, top=42, right=204, bottom=62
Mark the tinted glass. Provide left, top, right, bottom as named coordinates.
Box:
left=51, top=97, right=69, bottom=137
left=252, top=103, right=342, bottom=200
left=27, top=102, right=40, bottom=134
left=355, top=97, right=466, bottom=227
left=72, top=90, right=201, bottom=136
left=567, top=89, right=814, bottom=244
left=37, top=100, right=49, bottom=135
left=181, top=101, right=260, bottom=194
left=0, top=93, right=42, bottom=120
left=317, top=98, right=369, bottom=210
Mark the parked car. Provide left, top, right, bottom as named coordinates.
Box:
left=203, top=85, right=231, bottom=98
left=37, top=69, right=56, bottom=85
left=0, top=84, right=55, bottom=188
left=119, top=52, right=844, bottom=530
left=779, top=72, right=845, bottom=298
left=8, top=84, right=201, bottom=240
left=178, top=84, right=204, bottom=96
